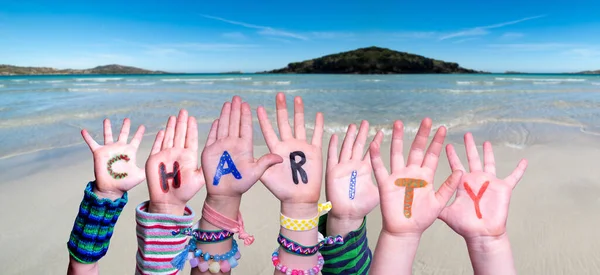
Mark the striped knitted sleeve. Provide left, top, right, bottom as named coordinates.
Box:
left=135, top=201, right=195, bottom=275
left=318, top=214, right=372, bottom=275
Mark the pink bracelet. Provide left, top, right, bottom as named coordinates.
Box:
left=202, top=202, right=255, bottom=246
left=271, top=248, right=324, bottom=275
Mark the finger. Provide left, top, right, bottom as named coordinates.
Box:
left=150, top=130, right=165, bottom=155
left=240, top=102, right=253, bottom=141
left=464, top=132, right=482, bottom=172
left=352, top=120, right=370, bottom=160
left=130, top=125, right=145, bottom=148
left=173, top=109, right=188, bottom=148
left=445, top=144, right=466, bottom=172
left=422, top=126, right=447, bottom=171
left=390, top=120, right=405, bottom=172
left=483, top=141, right=496, bottom=175
left=293, top=96, right=306, bottom=140
left=103, top=118, right=114, bottom=145
left=185, top=116, right=198, bottom=151
left=339, top=124, right=357, bottom=161
left=504, top=159, right=528, bottom=189
left=276, top=92, right=293, bottom=140
left=229, top=96, right=242, bottom=137
left=311, top=112, right=324, bottom=148
left=195, top=167, right=206, bottom=190
left=122, top=168, right=145, bottom=191
left=407, top=118, right=432, bottom=167
left=369, top=131, right=389, bottom=184
left=161, top=116, right=176, bottom=149
left=205, top=119, right=219, bottom=147
left=117, top=118, right=131, bottom=144
left=327, top=134, right=339, bottom=168
left=435, top=170, right=463, bottom=205
left=217, top=101, right=231, bottom=139
left=254, top=153, right=284, bottom=178
left=257, top=106, right=280, bottom=148
left=81, top=129, right=100, bottom=151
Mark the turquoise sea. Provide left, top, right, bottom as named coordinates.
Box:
left=1, top=74, right=600, bottom=159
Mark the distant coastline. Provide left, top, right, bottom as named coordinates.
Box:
left=0, top=64, right=170, bottom=76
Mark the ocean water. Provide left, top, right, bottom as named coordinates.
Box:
left=1, top=74, right=600, bottom=159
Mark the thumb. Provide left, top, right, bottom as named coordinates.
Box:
left=195, top=167, right=206, bottom=189
left=435, top=170, right=463, bottom=206
left=255, top=153, right=284, bottom=176
left=438, top=207, right=451, bottom=223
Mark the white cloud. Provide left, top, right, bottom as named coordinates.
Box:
left=310, top=32, right=355, bottom=39
left=452, top=38, right=479, bottom=44
left=267, top=37, right=293, bottom=44
left=201, top=15, right=308, bottom=40
left=440, top=15, right=545, bottom=40
left=487, top=43, right=572, bottom=51
left=564, top=48, right=600, bottom=58
left=391, top=31, right=438, bottom=39
left=221, top=32, right=247, bottom=40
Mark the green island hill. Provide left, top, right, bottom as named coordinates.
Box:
left=0, top=64, right=169, bottom=76
left=263, top=46, right=487, bottom=74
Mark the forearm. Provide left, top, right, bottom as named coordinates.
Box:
left=275, top=202, right=319, bottom=274
left=370, top=230, right=420, bottom=275
left=67, top=181, right=127, bottom=275
left=191, top=195, right=241, bottom=275
left=466, top=234, right=516, bottom=275
left=319, top=214, right=372, bottom=275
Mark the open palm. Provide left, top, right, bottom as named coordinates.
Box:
left=257, top=93, right=324, bottom=204
left=201, top=96, right=282, bottom=197
left=370, top=119, right=462, bottom=235
left=326, top=120, right=379, bottom=220
left=81, top=118, right=146, bottom=199
left=145, top=110, right=205, bottom=212
left=439, top=133, right=528, bottom=239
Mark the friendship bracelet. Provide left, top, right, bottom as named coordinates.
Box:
left=171, top=239, right=242, bottom=273
left=134, top=202, right=195, bottom=275
left=67, top=181, right=128, bottom=264
left=172, top=227, right=234, bottom=243
left=280, top=202, right=332, bottom=231
left=272, top=248, right=324, bottom=275
left=202, top=202, right=255, bottom=246
left=278, top=233, right=344, bottom=256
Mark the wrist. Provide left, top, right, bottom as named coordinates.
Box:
left=326, top=215, right=363, bottom=237
left=380, top=228, right=422, bottom=243
left=204, top=194, right=242, bottom=219
left=92, top=181, right=124, bottom=201
left=148, top=201, right=186, bottom=216
left=465, top=233, right=512, bottom=254
left=280, top=202, right=318, bottom=218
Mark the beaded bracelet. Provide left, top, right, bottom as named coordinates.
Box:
left=171, top=238, right=241, bottom=273
left=280, top=202, right=332, bottom=231
left=278, top=233, right=344, bottom=256
left=272, top=248, right=324, bottom=275
left=172, top=228, right=234, bottom=243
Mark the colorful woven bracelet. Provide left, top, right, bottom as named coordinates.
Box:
left=134, top=201, right=195, bottom=275
left=272, top=248, right=324, bottom=275
left=172, top=228, right=234, bottom=243
left=280, top=202, right=332, bottom=231
left=67, top=181, right=128, bottom=264
left=171, top=238, right=242, bottom=273
left=278, top=233, right=344, bottom=256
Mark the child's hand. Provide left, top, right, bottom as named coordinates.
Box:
left=326, top=121, right=379, bottom=232
left=81, top=118, right=146, bottom=200
left=440, top=133, right=527, bottom=240
left=201, top=96, right=283, bottom=199
left=145, top=109, right=205, bottom=215
left=257, top=93, right=324, bottom=212
left=370, top=119, right=462, bottom=237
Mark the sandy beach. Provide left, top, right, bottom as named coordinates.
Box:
left=1, top=131, right=599, bottom=275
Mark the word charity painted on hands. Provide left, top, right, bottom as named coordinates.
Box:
left=464, top=181, right=489, bottom=219
left=289, top=151, right=308, bottom=184
left=212, top=151, right=242, bottom=186
left=349, top=170, right=357, bottom=200
left=107, top=154, right=130, bottom=179
left=159, top=161, right=181, bottom=193
left=395, top=178, right=428, bottom=218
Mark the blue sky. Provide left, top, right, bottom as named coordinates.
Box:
left=1, top=0, right=599, bottom=73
